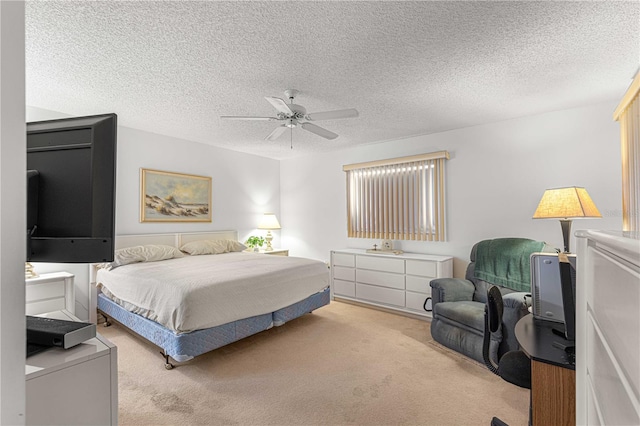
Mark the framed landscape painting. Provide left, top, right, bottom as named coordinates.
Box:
left=140, top=168, right=212, bottom=222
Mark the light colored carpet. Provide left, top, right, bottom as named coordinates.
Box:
left=99, top=300, right=529, bottom=425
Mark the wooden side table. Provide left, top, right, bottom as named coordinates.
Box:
left=515, top=314, right=575, bottom=426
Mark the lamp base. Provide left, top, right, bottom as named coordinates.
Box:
left=264, top=231, right=274, bottom=251
left=560, top=219, right=572, bottom=253
left=25, top=262, right=38, bottom=279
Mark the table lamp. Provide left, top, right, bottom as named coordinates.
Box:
left=532, top=186, right=601, bottom=253
left=258, top=213, right=281, bottom=251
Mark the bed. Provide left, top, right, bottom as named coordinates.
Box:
left=89, top=231, right=330, bottom=369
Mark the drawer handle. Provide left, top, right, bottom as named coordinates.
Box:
left=423, top=297, right=432, bottom=312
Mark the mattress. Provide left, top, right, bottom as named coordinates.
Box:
left=96, top=252, right=329, bottom=333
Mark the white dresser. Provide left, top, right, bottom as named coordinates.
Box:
left=331, top=249, right=453, bottom=317
left=25, top=273, right=118, bottom=425
left=576, top=230, right=640, bottom=426
left=26, top=311, right=118, bottom=426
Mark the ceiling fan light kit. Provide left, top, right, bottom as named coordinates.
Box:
left=221, top=89, right=359, bottom=146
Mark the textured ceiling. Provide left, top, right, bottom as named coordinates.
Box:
left=26, top=1, right=640, bottom=160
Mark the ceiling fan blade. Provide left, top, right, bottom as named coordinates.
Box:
left=265, top=125, right=288, bottom=141
left=220, top=116, right=278, bottom=121
left=305, top=108, right=359, bottom=121
left=301, top=122, right=339, bottom=140
left=265, top=97, right=293, bottom=115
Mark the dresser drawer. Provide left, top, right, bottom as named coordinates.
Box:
left=333, top=266, right=355, bottom=281
left=405, top=275, right=432, bottom=293
left=333, top=279, right=356, bottom=298
left=406, top=260, right=437, bottom=277
left=356, top=255, right=404, bottom=273
left=356, top=283, right=405, bottom=307
left=332, top=252, right=355, bottom=267
left=406, top=291, right=430, bottom=312
left=26, top=281, right=65, bottom=302
left=356, top=269, right=404, bottom=289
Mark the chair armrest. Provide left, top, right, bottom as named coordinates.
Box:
left=430, top=278, right=475, bottom=304
left=501, top=291, right=531, bottom=310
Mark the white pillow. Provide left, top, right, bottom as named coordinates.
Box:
left=226, top=240, right=247, bottom=253
left=180, top=239, right=246, bottom=255
left=109, top=244, right=184, bottom=269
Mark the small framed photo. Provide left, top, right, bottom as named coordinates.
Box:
left=140, top=168, right=212, bottom=223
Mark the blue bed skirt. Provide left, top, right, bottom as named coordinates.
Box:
left=98, top=287, right=330, bottom=362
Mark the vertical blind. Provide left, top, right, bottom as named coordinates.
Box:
left=614, top=71, right=640, bottom=232
left=343, top=151, right=448, bottom=241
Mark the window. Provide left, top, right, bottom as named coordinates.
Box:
left=614, top=71, right=640, bottom=232
left=343, top=151, right=448, bottom=241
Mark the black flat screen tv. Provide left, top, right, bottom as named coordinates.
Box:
left=26, top=113, right=117, bottom=263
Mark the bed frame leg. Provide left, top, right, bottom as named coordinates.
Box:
left=160, top=351, right=175, bottom=370
left=98, top=311, right=111, bottom=327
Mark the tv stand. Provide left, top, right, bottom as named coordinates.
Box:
left=550, top=326, right=576, bottom=362
left=25, top=310, right=117, bottom=425
left=515, top=315, right=575, bottom=425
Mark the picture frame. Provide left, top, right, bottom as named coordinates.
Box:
left=140, top=168, right=212, bottom=223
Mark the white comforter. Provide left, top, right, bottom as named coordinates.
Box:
left=96, top=252, right=329, bottom=333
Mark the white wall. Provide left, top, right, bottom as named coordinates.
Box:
left=280, top=102, right=623, bottom=276
left=26, top=107, right=280, bottom=320
left=25, top=101, right=624, bottom=308
left=113, top=126, right=280, bottom=239
left=1, top=2, right=26, bottom=423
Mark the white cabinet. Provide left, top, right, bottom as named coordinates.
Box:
left=576, top=230, right=640, bottom=426
left=26, top=310, right=118, bottom=426
left=26, top=275, right=117, bottom=426
left=331, top=249, right=453, bottom=317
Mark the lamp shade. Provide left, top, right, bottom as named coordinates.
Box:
left=532, top=187, right=602, bottom=219
left=257, top=213, right=281, bottom=230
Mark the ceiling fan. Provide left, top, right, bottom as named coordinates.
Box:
left=220, top=89, right=359, bottom=142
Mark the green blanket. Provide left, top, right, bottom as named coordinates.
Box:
left=473, top=238, right=545, bottom=292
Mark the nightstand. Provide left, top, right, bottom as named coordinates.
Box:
left=26, top=272, right=75, bottom=316
left=260, top=248, right=289, bottom=256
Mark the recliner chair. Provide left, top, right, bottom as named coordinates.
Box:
left=429, top=238, right=553, bottom=363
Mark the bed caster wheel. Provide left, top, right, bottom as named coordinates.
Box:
left=103, top=321, right=111, bottom=327
left=160, top=351, right=174, bottom=370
